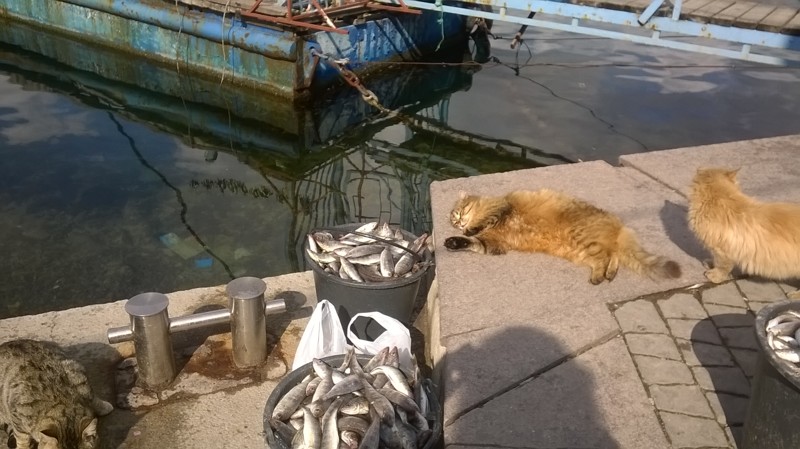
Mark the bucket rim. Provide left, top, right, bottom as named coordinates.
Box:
left=753, top=299, right=800, bottom=389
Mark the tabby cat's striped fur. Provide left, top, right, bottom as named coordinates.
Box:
left=0, top=339, right=112, bottom=449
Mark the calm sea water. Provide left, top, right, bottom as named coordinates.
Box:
left=1, top=18, right=798, bottom=318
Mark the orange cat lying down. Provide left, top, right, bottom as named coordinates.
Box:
left=444, top=190, right=681, bottom=284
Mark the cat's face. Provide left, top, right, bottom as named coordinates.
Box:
left=35, top=414, right=99, bottom=449
left=450, top=192, right=474, bottom=231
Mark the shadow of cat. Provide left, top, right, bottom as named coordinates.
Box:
left=659, top=200, right=710, bottom=264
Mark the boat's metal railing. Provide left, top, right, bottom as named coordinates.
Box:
left=375, top=0, right=800, bottom=65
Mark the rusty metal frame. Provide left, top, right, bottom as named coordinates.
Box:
left=241, top=0, right=419, bottom=35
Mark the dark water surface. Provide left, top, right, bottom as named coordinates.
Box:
left=1, top=18, right=798, bottom=318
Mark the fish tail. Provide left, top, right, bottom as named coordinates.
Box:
left=617, top=227, right=681, bottom=280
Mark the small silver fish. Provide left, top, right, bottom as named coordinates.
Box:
left=393, top=251, right=416, bottom=277
left=307, top=247, right=339, bottom=265
left=307, top=234, right=320, bottom=254
left=340, top=396, right=370, bottom=416
left=321, top=397, right=346, bottom=449
left=337, top=415, right=370, bottom=435
left=344, top=244, right=385, bottom=259
left=374, top=222, right=394, bottom=239
left=774, top=348, right=800, bottom=363
left=380, top=248, right=394, bottom=277
left=303, top=406, right=322, bottom=449
left=767, top=319, right=800, bottom=337
left=322, top=374, right=364, bottom=401
left=370, top=366, right=413, bottom=398
left=340, top=430, right=360, bottom=449
left=340, top=258, right=364, bottom=282
left=363, top=347, right=389, bottom=372
left=358, top=409, right=381, bottom=449
left=347, top=253, right=383, bottom=266
left=378, top=387, right=420, bottom=413
left=270, top=418, right=297, bottom=446
left=273, top=376, right=314, bottom=421
left=360, top=377, right=395, bottom=426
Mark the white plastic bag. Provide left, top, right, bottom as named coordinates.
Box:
left=292, top=300, right=348, bottom=370
left=347, top=312, right=413, bottom=372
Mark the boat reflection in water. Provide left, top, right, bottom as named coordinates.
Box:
left=0, top=19, right=572, bottom=315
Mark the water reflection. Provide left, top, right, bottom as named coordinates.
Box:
left=0, top=19, right=567, bottom=317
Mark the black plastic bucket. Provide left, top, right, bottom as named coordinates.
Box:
left=263, top=354, right=442, bottom=449
left=741, top=300, right=800, bottom=449
left=304, top=224, right=433, bottom=341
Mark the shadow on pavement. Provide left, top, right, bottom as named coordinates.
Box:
left=690, top=313, right=758, bottom=448
left=441, top=325, right=622, bottom=448
left=660, top=200, right=710, bottom=264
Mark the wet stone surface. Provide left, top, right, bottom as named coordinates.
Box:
left=114, top=332, right=290, bottom=410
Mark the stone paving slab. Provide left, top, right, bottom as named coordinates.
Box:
left=445, top=336, right=670, bottom=449
left=620, top=134, right=800, bottom=201
left=438, top=316, right=618, bottom=426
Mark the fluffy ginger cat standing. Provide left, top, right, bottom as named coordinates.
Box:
left=444, top=190, right=681, bottom=284
left=688, top=168, right=800, bottom=295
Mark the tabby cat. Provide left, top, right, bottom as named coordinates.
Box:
left=688, top=168, right=800, bottom=294
left=0, top=339, right=113, bottom=449
left=444, top=190, right=681, bottom=284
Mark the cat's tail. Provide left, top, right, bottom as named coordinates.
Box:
left=617, top=227, right=682, bottom=280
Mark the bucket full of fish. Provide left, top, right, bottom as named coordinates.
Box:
left=741, top=300, right=800, bottom=449
left=304, top=222, right=433, bottom=341
left=263, top=347, right=441, bottom=449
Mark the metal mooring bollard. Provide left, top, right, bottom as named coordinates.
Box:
left=125, top=292, right=177, bottom=389
left=226, top=276, right=268, bottom=368
left=107, top=279, right=287, bottom=385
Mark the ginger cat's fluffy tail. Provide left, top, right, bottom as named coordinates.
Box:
left=617, top=227, right=681, bottom=280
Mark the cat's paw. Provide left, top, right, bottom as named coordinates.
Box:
left=704, top=268, right=731, bottom=283
left=444, top=236, right=472, bottom=251
left=787, top=289, right=800, bottom=300
left=464, top=226, right=483, bottom=237
left=702, top=259, right=715, bottom=270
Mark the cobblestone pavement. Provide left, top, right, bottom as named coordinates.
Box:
left=612, top=278, right=798, bottom=449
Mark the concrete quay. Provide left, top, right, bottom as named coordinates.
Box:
left=428, top=133, right=800, bottom=449
left=0, top=133, right=798, bottom=449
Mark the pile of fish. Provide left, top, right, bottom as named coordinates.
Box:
left=267, top=346, right=436, bottom=449
left=305, top=222, right=429, bottom=283
left=765, top=310, right=800, bottom=364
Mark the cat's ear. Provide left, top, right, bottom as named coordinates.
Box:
left=92, top=397, right=114, bottom=416
left=81, top=417, right=98, bottom=439
left=458, top=190, right=468, bottom=200
left=34, top=419, right=60, bottom=448
left=725, top=168, right=741, bottom=182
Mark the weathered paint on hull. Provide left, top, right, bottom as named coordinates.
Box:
left=0, top=0, right=467, bottom=98
left=0, top=16, right=474, bottom=162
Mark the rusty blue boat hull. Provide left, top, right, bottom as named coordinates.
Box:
left=0, top=16, right=475, bottom=163
left=0, top=0, right=468, bottom=99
